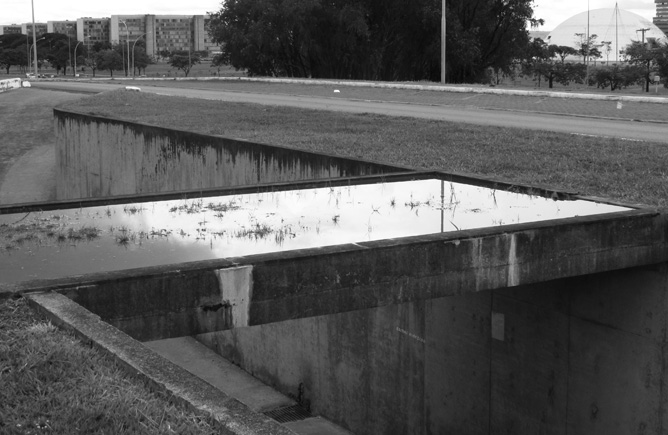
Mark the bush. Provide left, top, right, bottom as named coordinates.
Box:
left=592, top=64, right=643, bottom=91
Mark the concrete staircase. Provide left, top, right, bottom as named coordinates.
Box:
left=145, top=336, right=352, bottom=435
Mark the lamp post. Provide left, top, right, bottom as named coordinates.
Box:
left=29, top=37, right=45, bottom=75
left=131, top=33, right=149, bottom=78
left=30, top=0, right=38, bottom=77
left=119, top=20, right=130, bottom=77
left=68, top=36, right=71, bottom=75
left=441, top=0, right=446, bottom=83
left=73, top=41, right=83, bottom=77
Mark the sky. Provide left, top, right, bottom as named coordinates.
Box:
left=533, top=0, right=656, bottom=30
left=0, top=0, right=659, bottom=30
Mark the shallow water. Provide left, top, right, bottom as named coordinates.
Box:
left=0, top=179, right=630, bottom=284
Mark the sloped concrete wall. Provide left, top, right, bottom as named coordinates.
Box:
left=54, top=109, right=406, bottom=199
left=196, top=264, right=668, bottom=435
left=0, top=78, right=21, bottom=92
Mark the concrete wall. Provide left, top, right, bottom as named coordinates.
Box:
left=54, top=109, right=406, bottom=199
left=0, top=78, right=22, bottom=93
left=195, top=264, right=668, bottom=435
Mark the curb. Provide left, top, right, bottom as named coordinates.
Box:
left=58, top=76, right=668, bottom=104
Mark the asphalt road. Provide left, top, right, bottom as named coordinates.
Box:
left=31, top=80, right=668, bottom=144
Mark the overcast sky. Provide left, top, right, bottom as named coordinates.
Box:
left=0, top=0, right=659, bottom=31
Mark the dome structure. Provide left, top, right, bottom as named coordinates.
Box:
left=547, top=8, right=666, bottom=63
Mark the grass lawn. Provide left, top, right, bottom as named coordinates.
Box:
left=62, top=89, right=668, bottom=207
left=0, top=297, right=218, bottom=435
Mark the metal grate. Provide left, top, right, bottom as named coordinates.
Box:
left=264, top=405, right=311, bottom=423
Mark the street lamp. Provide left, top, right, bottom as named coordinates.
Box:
left=441, top=0, right=446, bottom=83
left=131, top=33, right=149, bottom=78
left=30, top=0, right=38, bottom=77
left=29, top=37, right=45, bottom=75
left=119, top=20, right=130, bottom=77
left=73, top=41, right=83, bottom=77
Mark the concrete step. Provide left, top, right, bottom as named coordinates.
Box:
left=145, top=336, right=352, bottom=435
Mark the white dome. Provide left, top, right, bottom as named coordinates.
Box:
left=547, top=8, right=666, bottom=62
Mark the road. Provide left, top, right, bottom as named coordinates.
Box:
left=30, top=80, right=668, bottom=144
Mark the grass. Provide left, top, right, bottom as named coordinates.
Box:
left=61, top=89, right=668, bottom=207
left=0, top=297, right=218, bottom=435
left=4, top=79, right=668, bottom=432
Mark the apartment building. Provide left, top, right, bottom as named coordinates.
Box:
left=0, top=25, right=22, bottom=35
left=110, top=14, right=218, bottom=58
left=76, top=17, right=111, bottom=49
left=4, top=13, right=219, bottom=58
left=656, top=0, right=668, bottom=35
left=20, top=23, right=47, bottom=37
left=47, top=21, right=77, bottom=39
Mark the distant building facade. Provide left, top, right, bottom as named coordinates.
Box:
left=0, top=25, right=22, bottom=35
left=111, top=14, right=218, bottom=58
left=3, top=13, right=219, bottom=58
left=47, top=21, right=77, bottom=39
left=656, top=0, right=668, bottom=35
left=76, top=18, right=111, bottom=48
left=21, top=23, right=47, bottom=37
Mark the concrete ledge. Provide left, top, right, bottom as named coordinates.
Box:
left=26, top=291, right=296, bottom=435
left=0, top=78, right=22, bottom=93
left=54, top=108, right=409, bottom=199
left=79, top=76, right=668, bottom=104
left=14, top=207, right=664, bottom=341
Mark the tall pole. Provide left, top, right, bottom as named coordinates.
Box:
left=120, top=20, right=130, bottom=76
left=68, top=37, right=71, bottom=76
left=615, top=2, right=619, bottom=62
left=132, top=33, right=148, bottom=78
left=441, top=0, right=446, bottom=83
left=585, top=0, right=590, bottom=86
left=31, top=0, right=38, bottom=77
left=637, top=27, right=650, bottom=44
left=73, top=41, right=82, bottom=77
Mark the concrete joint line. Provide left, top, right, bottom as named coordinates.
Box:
left=215, top=266, right=253, bottom=328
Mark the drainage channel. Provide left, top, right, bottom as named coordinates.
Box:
left=28, top=291, right=352, bottom=435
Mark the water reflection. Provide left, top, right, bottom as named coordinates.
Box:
left=0, top=179, right=630, bottom=284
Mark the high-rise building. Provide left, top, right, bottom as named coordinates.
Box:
left=76, top=18, right=111, bottom=48
left=110, top=14, right=219, bottom=58
left=5, top=13, right=220, bottom=59
left=193, top=15, right=219, bottom=56
left=655, top=0, right=668, bottom=35
left=47, top=21, right=77, bottom=39
left=21, top=23, right=47, bottom=37
left=0, top=25, right=22, bottom=35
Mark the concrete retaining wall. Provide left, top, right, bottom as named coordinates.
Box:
left=54, top=109, right=407, bottom=199
left=196, top=264, right=668, bottom=435
left=53, top=206, right=668, bottom=434
left=0, top=78, right=22, bottom=93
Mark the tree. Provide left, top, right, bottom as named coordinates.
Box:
left=0, top=48, right=27, bottom=74
left=0, top=34, right=29, bottom=73
left=132, top=47, right=153, bottom=76
left=552, top=45, right=578, bottom=64
left=623, top=39, right=666, bottom=92
left=211, top=53, right=227, bottom=75
left=168, top=50, right=201, bottom=76
left=574, top=33, right=602, bottom=65
left=592, top=64, right=643, bottom=91
left=207, top=0, right=542, bottom=83
left=95, top=49, right=123, bottom=78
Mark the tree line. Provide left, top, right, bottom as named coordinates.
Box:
left=522, top=34, right=668, bottom=91
left=0, top=33, right=209, bottom=78
left=207, top=0, right=668, bottom=91
left=207, top=0, right=541, bottom=83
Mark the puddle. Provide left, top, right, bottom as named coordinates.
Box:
left=0, top=179, right=630, bottom=284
